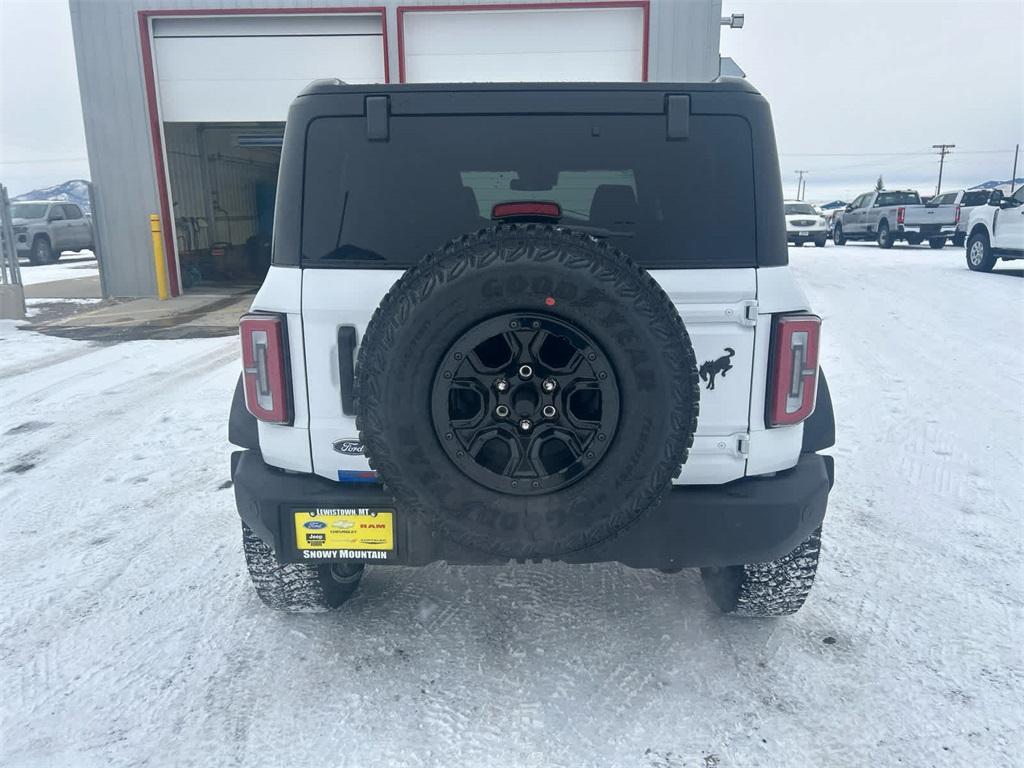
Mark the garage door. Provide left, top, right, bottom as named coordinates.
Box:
left=399, top=5, right=647, bottom=83
left=152, top=14, right=386, bottom=122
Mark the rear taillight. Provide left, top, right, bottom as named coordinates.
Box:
left=954, top=204, right=961, bottom=225
left=239, top=313, right=292, bottom=424
left=896, top=206, right=905, bottom=225
left=768, top=314, right=821, bottom=427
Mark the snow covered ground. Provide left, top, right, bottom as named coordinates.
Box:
left=1, top=243, right=1021, bottom=768
left=17, top=252, right=98, bottom=286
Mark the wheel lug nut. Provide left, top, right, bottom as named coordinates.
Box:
left=495, top=378, right=509, bottom=392
left=519, top=418, right=533, bottom=432
left=495, top=405, right=510, bottom=418
left=542, top=405, right=556, bottom=419
left=542, top=378, right=557, bottom=393
left=518, top=364, right=533, bottom=380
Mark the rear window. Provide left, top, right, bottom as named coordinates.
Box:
left=876, top=191, right=921, bottom=206
left=301, top=113, right=756, bottom=269
left=960, top=190, right=991, bottom=207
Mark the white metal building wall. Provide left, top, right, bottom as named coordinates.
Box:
left=69, top=0, right=723, bottom=298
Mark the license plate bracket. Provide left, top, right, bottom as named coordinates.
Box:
left=293, top=508, right=395, bottom=560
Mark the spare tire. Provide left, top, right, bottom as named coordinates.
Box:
left=356, top=225, right=699, bottom=558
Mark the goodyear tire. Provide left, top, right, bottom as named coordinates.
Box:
left=356, top=224, right=700, bottom=559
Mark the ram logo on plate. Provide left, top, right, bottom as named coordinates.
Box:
left=332, top=438, right=364, bottom=455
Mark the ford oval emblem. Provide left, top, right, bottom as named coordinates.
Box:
left=303, top=520, right=327, bottom=530
left=333, top=438, right=364, bottom=455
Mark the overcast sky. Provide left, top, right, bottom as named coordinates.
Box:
left=720, top=0, right=1024, bottom=200
left=0, top=0, right=1021, bottom=200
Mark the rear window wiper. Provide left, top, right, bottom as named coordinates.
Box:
left=321, top=244, right=387, bottom=261
left=555, top=224, right=635, bottom=239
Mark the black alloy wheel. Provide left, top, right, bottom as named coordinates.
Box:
left=431, top=312, right=620, bottom=496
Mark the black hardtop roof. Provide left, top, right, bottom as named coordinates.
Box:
left=297, top=77, right=761, bottom=99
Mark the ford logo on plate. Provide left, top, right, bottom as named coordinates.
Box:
left=333, top=439, right=364, bottom=455
left=303, top=520, right=327, bottom=530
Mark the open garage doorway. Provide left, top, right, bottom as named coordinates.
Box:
left=141, top=10, right=388, bottom=295
left=164, top=124, right=282, bottom=291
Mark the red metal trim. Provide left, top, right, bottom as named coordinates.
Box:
left=138, top=13, right=179, bottom=296
left=136, top=6, right=389, bottom=296
left=396, top=1, right=651, bottom=84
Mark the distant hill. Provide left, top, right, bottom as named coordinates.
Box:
left=968, top=178, right=1023, bottom=194
left=12, top=179, right=91, bottom=213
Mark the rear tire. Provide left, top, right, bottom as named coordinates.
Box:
left=966, top=231, right=996, bottom=272
left=814, top=235, right=827, bottom=248
left=241, top=523, right=363, bottom=612
left=907, top=235, right=922, bottom=246
left=877, top=222, right=894, bottom=249
left=832, top=224, right=846, bottom=245
left=952, top=233, right=965, bottom=248
left=701, top=527, right=821, bottom=617
left=928, top=238, right=945, bottom=250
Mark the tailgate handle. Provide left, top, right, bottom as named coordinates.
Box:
left=337, top=326, right=357, bottom=415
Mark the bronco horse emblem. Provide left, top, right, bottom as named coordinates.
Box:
left=699, top=347, right=735, bottom=390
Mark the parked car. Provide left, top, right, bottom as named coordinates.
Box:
left=929, top=188, right=998, bottom=247
left=9, top=201, right=94, bottom=265
left=964, top=186, right=1024, bottom=271
left=228, top=80, right=836, bottom=618
left=832, top=189, right=958, bottom=248
left=784, top=200, right=828, bottom=247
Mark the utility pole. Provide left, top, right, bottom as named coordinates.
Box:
left=932, top=144, right=955, bottom=195
left=1011, top=143, right=1019, bottom=195
left=794, top=170, right=807, bottom=201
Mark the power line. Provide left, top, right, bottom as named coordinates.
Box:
left=779, top=149, right=1010, bottom=157
left=0, top=157, right=89, bottom=165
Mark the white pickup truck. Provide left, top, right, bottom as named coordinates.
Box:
left=832, top=189, right=958, bottom=249
left=928, top=188, right=998, bottom=247
left=964, top=186, right=1024, bottom=271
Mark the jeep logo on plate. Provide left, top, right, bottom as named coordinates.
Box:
left=333, top=439, right=364, bottom=455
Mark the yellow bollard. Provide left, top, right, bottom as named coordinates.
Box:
left=149, top=214, right=169, bottom=300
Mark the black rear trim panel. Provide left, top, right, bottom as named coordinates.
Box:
left=802, top=370, right=835, bottom=453
left=228, top=375, right=259, bottom=451
left=232, top=451, right=831, bottom=569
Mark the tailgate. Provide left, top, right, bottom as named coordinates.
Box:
left=302, top=267, right=757, bottom=487
left=905, top=204, right=956, bottom=226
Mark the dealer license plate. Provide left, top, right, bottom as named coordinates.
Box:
left=293, top=508, right=395, bottom=559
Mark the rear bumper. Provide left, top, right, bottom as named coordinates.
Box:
left=232, top=451, right=834, bottom=569
left=897, top=224, right=956, bottom=236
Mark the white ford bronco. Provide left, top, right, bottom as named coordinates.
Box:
left=229, top=80, right=836, bottom=617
